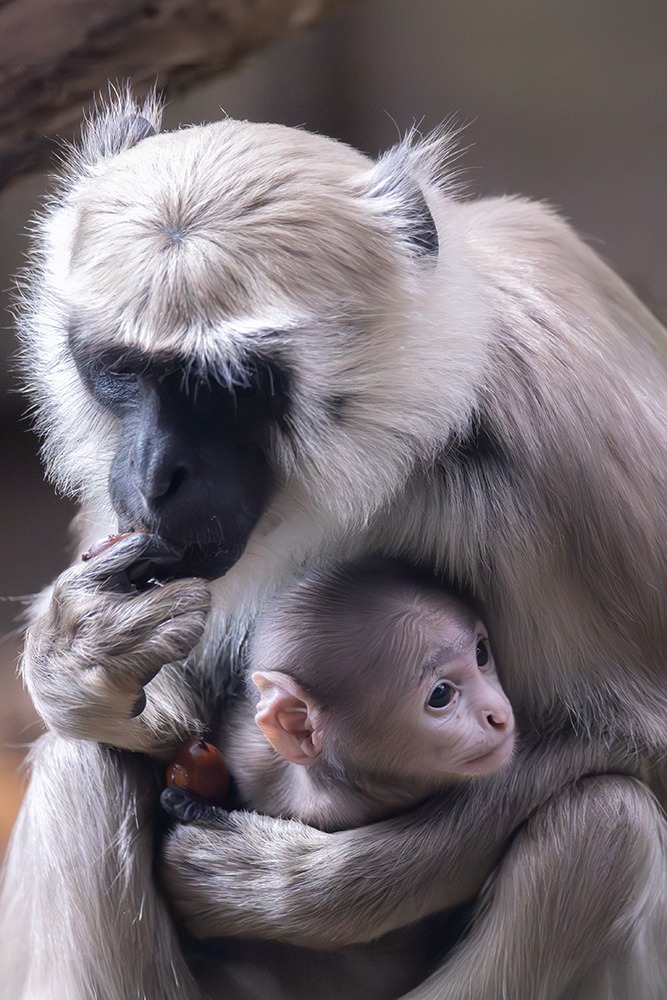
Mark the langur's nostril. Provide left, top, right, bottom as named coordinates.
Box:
left=141, top=463, right=188, bottom=504
left=159, top=464, right=187, bottom=501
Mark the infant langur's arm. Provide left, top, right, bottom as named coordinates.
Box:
left=160, top=771, right=510, bottom=948
left=160, top=735, right=611, bottom=949
left=160, top=786, right=484, bottom=948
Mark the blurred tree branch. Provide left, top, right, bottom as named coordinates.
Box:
left=0, top=0, right=358, bottom=186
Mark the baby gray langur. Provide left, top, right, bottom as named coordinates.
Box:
left=164, top=560, right=514, bottom=830
left=249, top=564, right=513, bottom=823
left=161, top=560, right=514, bottom=1000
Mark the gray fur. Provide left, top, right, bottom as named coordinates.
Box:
left=2, top=87, right=667, bottom=999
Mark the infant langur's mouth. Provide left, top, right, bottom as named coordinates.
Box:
left=460, top=734, right=515, bottom=777
left=469, top=734, right=515, bottom=769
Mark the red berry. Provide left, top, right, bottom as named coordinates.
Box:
left=165, top=738, right=230, bottom=802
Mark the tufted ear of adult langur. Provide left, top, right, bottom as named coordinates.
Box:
left=2, top=86, right=667, bottom=1000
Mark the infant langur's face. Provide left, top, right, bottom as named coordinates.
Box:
left=361, top=605, right=515, bottom=786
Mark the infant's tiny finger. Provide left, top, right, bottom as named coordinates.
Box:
left=161, top=788, right=235, bottom=828
left=161, top=787, right=211, bottom=823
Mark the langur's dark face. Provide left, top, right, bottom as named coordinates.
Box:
left=71, top=338, right=289, bottom=580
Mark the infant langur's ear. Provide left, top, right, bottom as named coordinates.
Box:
left=251, top=671, right=324, bottom=766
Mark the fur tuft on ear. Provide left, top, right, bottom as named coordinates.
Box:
left=355, top=123, right=468, bottom=259
left=367, top=158, right=439, bottom=257
left=61, top=83, right=164, bottom=184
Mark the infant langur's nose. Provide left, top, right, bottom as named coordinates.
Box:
left=484, top=693, right=513, bottom=731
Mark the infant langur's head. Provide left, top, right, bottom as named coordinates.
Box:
left=249, top=560, right=515, bottom=792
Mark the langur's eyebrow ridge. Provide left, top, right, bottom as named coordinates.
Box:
left=417, top=622, right=479, bottom=680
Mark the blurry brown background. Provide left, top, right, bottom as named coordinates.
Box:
left=1, top=0, right=666, bottom=854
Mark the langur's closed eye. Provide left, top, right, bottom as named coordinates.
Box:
left=89, top=363, right=140, bottom=408
left=427, top=682, right=456, bottom=709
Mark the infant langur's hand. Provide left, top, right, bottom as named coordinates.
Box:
left=23, top=533, right=210, bottom=750
left=161, top=786, right=231, bottom=824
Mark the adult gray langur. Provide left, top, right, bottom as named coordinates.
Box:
left=1, top=88, right=666, bottom=999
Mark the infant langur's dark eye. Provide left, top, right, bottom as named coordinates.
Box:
left=427, top=682, right=455, bottom=708
left=476, top=639, right=490, bottom=667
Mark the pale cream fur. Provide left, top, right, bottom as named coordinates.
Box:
left=2, top=87, right=666, bottom=999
